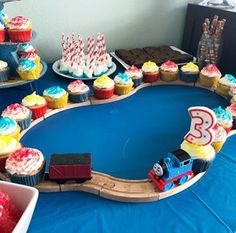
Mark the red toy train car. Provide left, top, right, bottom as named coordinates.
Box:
left=48, top=153, right=92, bottom=184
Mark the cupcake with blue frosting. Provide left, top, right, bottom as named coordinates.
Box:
left=216, top=74, right=236, bottom=97
left=17, top=58, right=39, bottom=80
left=114, top=73, right=133, bottom=95
left=213, top=106, right=233, bottom=134
left=43, top=86, right=68, bottom=109
left=0, top=117, right=21, bottom=141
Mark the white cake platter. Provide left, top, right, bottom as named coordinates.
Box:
left=52, top=60, right=117, bottom=80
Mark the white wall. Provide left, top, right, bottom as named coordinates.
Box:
left=4, top=0, right=199, bottom=62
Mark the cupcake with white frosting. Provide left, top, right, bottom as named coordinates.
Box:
left=43, top=86, right=68, bottom=109
left=1, top=103, right=32, bottom=130
left=5, top=147, right=45, bottom=186
left=216, top=74, right=236, bottom=97
left=125, top=65, right=143, bottom=87
left=160, top=60, right=179, bottom=82
left=0, top=60, right=9, bottom=82
left=68, top=80, right=90, bottom=103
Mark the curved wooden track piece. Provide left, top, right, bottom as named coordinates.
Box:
left=14, top=80, right=233, bottom=202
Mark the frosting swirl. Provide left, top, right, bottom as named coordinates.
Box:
left=125, top=65, right=143, bottom=79
left=5, top=147, right=44, bottom=175
left=114, top=73, right=133, bottom=85
left=0, top=60, right=8, bottom=70
left=7, top=16, right=31, bottom=30
left=201, top=64, right=221, bottom=77
left=94, top=75, right=114, bottom=89
left=212, top=106, right=233, bottom=128
left=43, top=86, right=67, bottom=99
left=181, top=62, right=199, bottom=73
left=229, top=86, right=236, bottom=97
left=18, top=58, right=36, bottom=71
left=212, top=124, right=227, bottom=142
left=0, top=136, right=21, bottom=156
left=21, top=51, right=39, bottom=60
left=181, top=140, right=215, bottom=161
left=142, top=61, right=159, bottom=73
left=68, top=80, right=89, bottom=94
left=2, top=103, right=31, bottom=120
left=160, top=60, right=178, bottom=72
left=17, top=43, right=35, bottom=53
left=219, top=74, right=236, bottom=87
left=226, top=103, right=236, bottom=118
left=0, top=117, right=18, bottom=136
left=22, top=92, right=46, bottom=107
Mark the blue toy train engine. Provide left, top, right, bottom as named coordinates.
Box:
left=148, top=149, right=193, bottom=191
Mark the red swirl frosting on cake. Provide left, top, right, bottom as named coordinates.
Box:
left=8, top=16, right=31, bottom=30
left=21, top=51, right=38, bottom=60
left=125, top=65, right=143, bottom=79
left=2, top=103, right=31, bottom=120
left=160, top=60, right=178, bottom=72
left=68, top=80, right=89, bottom=93
left=5, top=147, right=44, bottom=175
left=201, top=64, right=221, bottom=77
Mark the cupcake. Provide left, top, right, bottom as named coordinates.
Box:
left=216, top=74, right=236, bottom=97
left=212, top=106, right=233, bottom=134
left=179, top=62, right=199, bottom=83
left=181, top=140, right=215, bottom=174
left=0, top=117, right=21, bottom=141
left=0, top=60, right=9, bottom=82
left=114, top=73, right=134, bottom=95
left=0, top=136, right=21, bottom=172
left=68, top=80, right=90, bottom=103
left=125, top=65, right=143, bottom=87
left=7, top=16, right=32, bottom=43
left=21, top=52, right=42, bottom=73
left=17, top=58, right=40, bottom=80
left=199, top=64, right=221, bottom=89
left=93, top=75, right=115, bottom=99
left=17, top=42, right=36, bottom=57
left=5, top=147, right=45, bottom=186
left=160, top=60, right=179, bottom=82
left=43, top=86, right=68, bottom=109
left=211, top=124, right=227, bottom=153
left=228, top=86, right=236, bottom=98
left=226, top=103, right=236, bottom=129
left=22, top=92, right=47, bottom=119
left=2, top=103, right=32, bottom=130
left=141, top=61, right=159, bottom=83
left=0, top=21, right=5, bottom=43
left=230, top=95, right=236, bottom=104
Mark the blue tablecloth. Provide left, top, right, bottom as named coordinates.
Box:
left=0, top=62, right=236, bottom=233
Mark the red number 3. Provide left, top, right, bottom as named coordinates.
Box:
left=184, top=107, right=217, bottom=146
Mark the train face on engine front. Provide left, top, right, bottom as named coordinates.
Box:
left=148, top=149, right=193, bottom=191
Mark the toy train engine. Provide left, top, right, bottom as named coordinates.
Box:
left=48, top=153, right=92, bottom=184
left=148, top=149, right=193, bottom=191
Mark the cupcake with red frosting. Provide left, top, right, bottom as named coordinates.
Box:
left=68, top=80, right=90, bottom=103
left=216, top=74, right=236, bottom=97
left=141, top=61, right=159, bottom=83
left=7, top=16, right=32, bottom=43
left=17, top=42, right=36, bottom=57
left=211, top=124, right=227, bottom=153
left=125, top=65, right=143, bottom=87
left=160, top=60, right=179, bottom=82
left=199, top=64, right=221, bottom=89
left=22, top=92, right=47, bottom=119
left=5, top=147, right=45, bottom=186
left=0, top=21, right=6, bottom=43
left=1, top=103, right=32, bottom=130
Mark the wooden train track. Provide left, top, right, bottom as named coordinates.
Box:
left=4, top=80, right=232, bottom=202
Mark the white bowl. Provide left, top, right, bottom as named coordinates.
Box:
left=0, top=181, right=39, bottom=233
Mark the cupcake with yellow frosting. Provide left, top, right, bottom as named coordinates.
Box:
left=22, top=92, right=47, bottom=119
left=2, top=103, right=32, bottom=130
left=0, top=136, right=21, bottom=172
left=199, top=64, right=221, bottom=89
left=17, top=58, right=39, bottom=80
left=0, top=117, right=21, bottom=141
left=181, top=140, right=216, bottom=174
left=180, top=62, right=199, bottom=83
left=142, top=61, right=159, bottom=83
left=43, top=86, right=68, bottom=109
left=160, top=60, right=179, bottom=82
left=216, top=74, right=236, bottom=97
left=211, top=124, right=227, bottom=153
left=68, top=80, right=90, bottom=103
left=114, top=73, right=134, bottom=95
left=93, top=75, right=115, bottom=99
left=21, top=52, right=42, bottom=74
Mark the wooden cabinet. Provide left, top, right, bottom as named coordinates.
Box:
left=182, top=3, right=236, bottom=75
